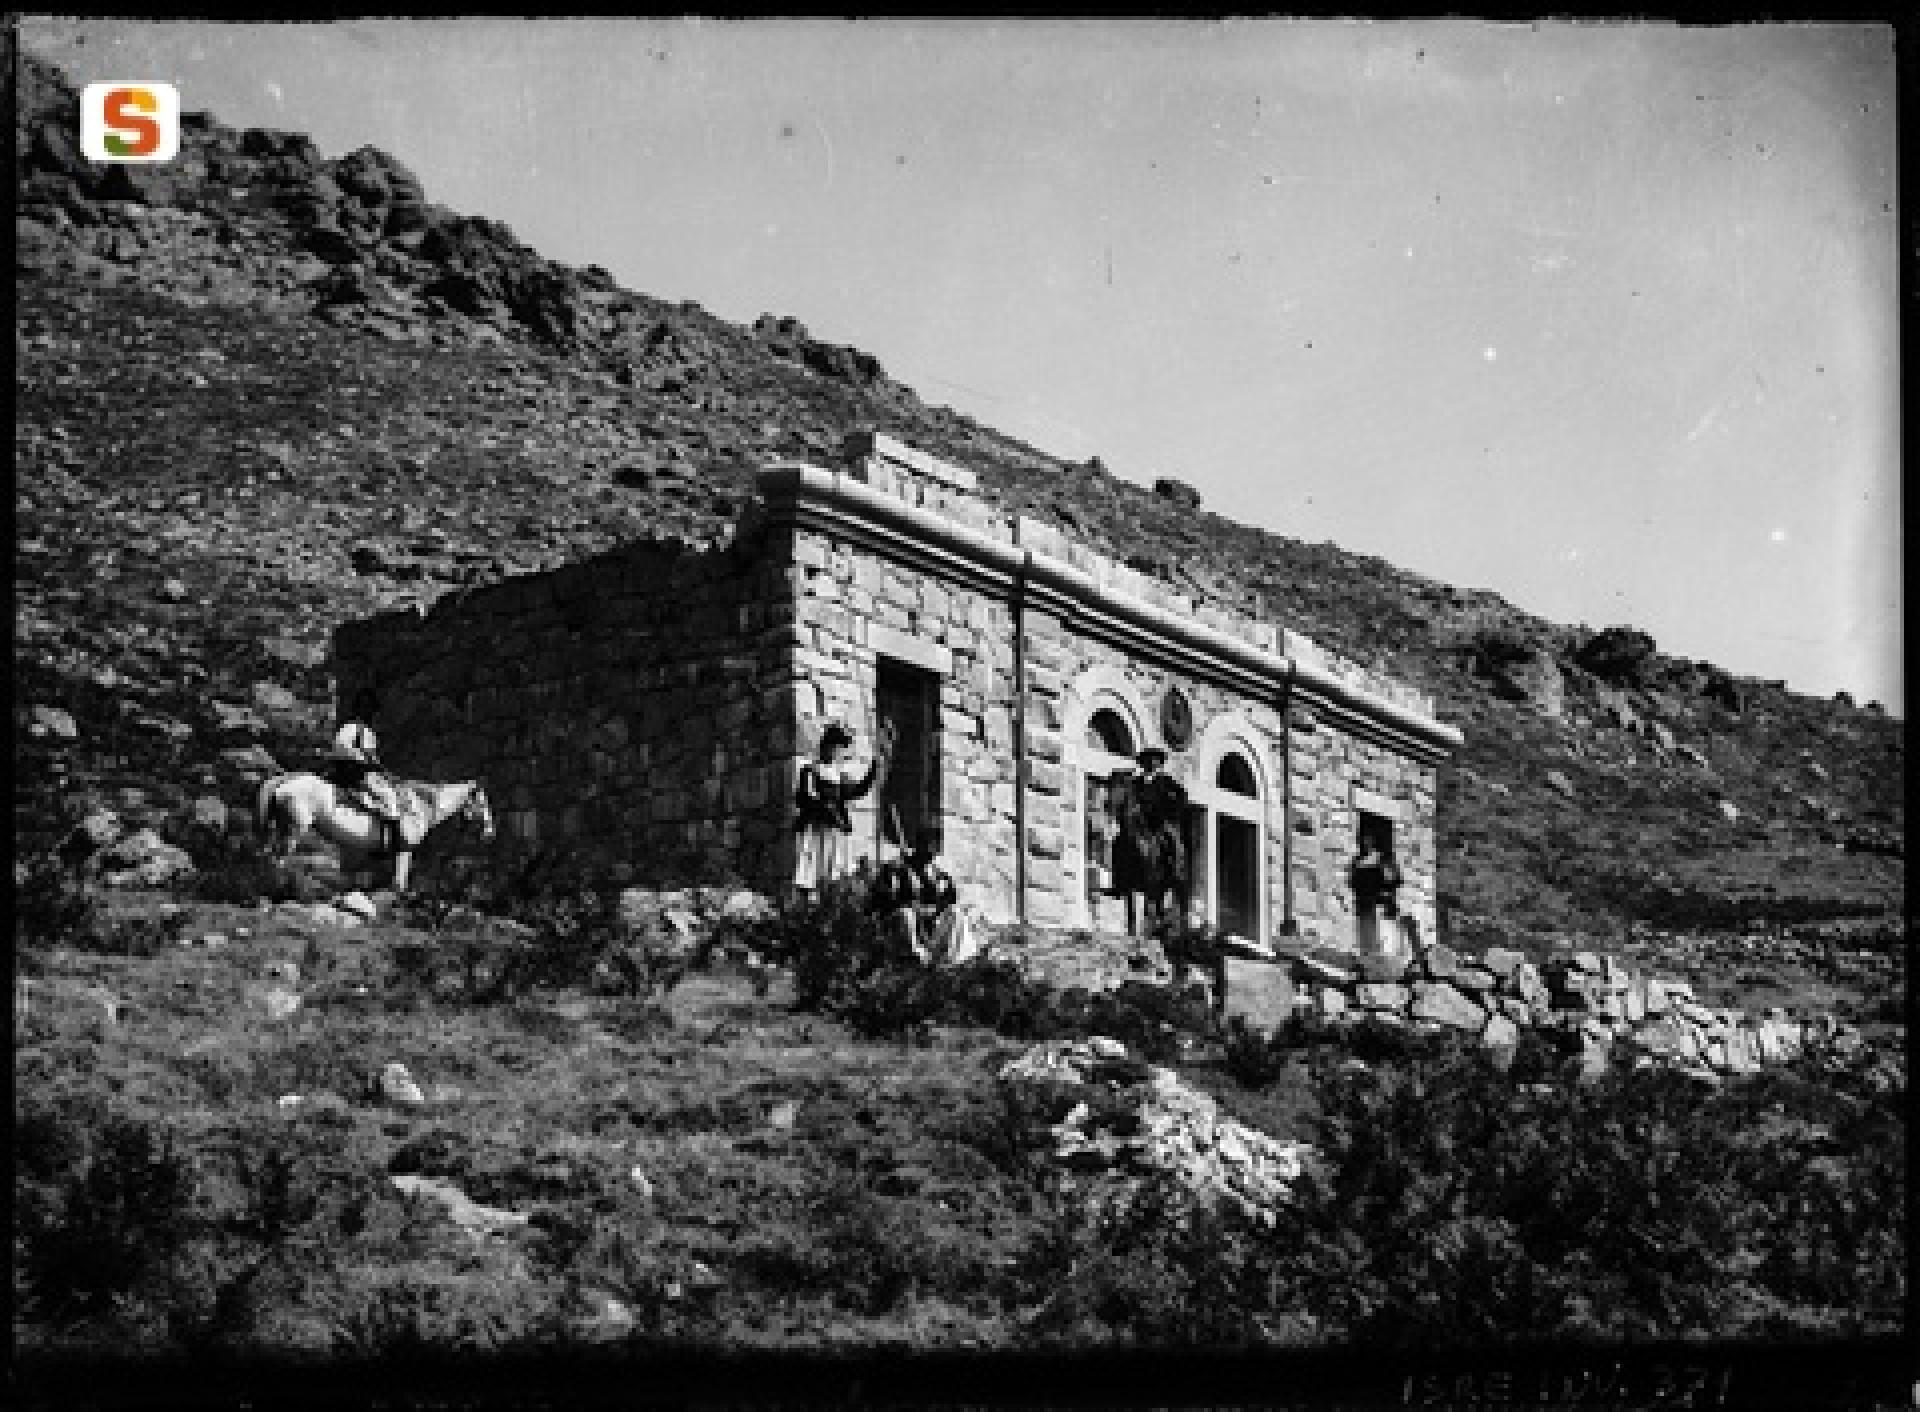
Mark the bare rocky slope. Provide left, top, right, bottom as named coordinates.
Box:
left=14, top=49, right=1905, bottom=956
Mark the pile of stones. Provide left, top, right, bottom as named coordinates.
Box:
left=1282, top=941, right=1861, bottom=1085
left=998, top=1036, right=1314, bottom=1228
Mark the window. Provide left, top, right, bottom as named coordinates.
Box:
left=1216, top=754, right=1256, bottom=796
left=1086, top=708, right=1134, bottom=757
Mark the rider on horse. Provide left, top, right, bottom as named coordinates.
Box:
left=327, top=688, right=405, bottom=855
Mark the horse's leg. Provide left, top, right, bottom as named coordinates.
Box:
left=392, top=851, right=411, bottom=894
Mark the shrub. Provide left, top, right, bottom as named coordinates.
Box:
left=15, top=1103, right=197, bottom=1327
left=1222, top=1015, right=1292, bottom=1090
left=384, top=879, right=691, bottom=1008
left=14, top=853, right=109, bottom=951
left=1011, top=1177, right=1272, bottom=1347
left=188, top=828, right=309, bottom=905
left=742, top=1172, right=985, bottom=1317
left=1253, top=1032, right=1908, bottom=1344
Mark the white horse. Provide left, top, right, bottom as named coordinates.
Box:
left=255, top=772, right=495, bottom=892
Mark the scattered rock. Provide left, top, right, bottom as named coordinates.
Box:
left=98, top=827, right=196, bottom=888
left=28, top=704, right=80, bottom=740
left=258, top=985, right=303, bottom=1021
left=188, top=795, right=230, bottom=832
left=336, top=890, right=378, bottom=921
left=202, top=699, right=264, bottom=733
left=157, top=577, right=190, bottom=602
left=1409, top=980, right=1484, bottom=1031
left=1572, top=626, right=1657, bottom=686
left=1544, top=770, right=1575, bottom=798
left=58, top=808, right=122, bottom=865
left=1489, top=647, right=1565, bottom=719
left=379, top=1061, right=426, bottom=1105
left=17, top=976, right=121, bottom=1032
left=1716, top=800, right=1741, bottom=824
left=220, top=744, right=284, bottom=778
left=389, top=1173, right=529, bottom=1235
left=768, top=1099, right=800, bottom=1130
left=1152, top=477, right=1202, bottom=511
left=250, top=681, right=301, bottom=713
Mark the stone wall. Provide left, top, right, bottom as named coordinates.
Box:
left=332, top=534, right=793, bottom=887
left=1256, top=940, right=1859, bottom=1084
left=779, top=514, right=1025, bottom=917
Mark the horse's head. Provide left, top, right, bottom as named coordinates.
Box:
left=464, top=783, right=496, bottom=841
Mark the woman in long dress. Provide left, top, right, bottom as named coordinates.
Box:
left=792, top=720, right=892, bottom=895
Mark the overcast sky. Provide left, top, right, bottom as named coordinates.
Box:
left=24, top=17, right=1902, bottom=714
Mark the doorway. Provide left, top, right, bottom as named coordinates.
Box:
left=1210, top=751, right=1262, bottom=939
left=875, top=656, right=942, bottom=856
left=1353, top=810, right=1396, bottom=956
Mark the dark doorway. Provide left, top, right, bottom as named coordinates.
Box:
left=1216, top=815, right=1259, bottom=938
left=1354, top=810, right=1396, bottom=955
left=876, top=656, right=942, bottom=856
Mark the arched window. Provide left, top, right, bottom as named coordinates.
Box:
left=1216, top=753, right=1257, bottom=797
left=1086, top=708, right=1135, bottom=757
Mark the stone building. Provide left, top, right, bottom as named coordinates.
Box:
left=333, top=432, right=1462, bottom=953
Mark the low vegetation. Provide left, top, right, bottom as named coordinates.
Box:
left=16, top=874, right=1903, bottom=1360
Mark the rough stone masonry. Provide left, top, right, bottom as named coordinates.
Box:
left=333, top=431, right=1462, bottom=954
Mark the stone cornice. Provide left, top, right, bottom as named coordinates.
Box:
left=756, top=462, right=1463, bottom=762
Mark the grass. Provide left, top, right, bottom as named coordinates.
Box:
left=13, top=883, right=1905, bottom=1362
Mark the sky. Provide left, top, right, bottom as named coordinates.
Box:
left=22, top=17, right=1903, bottom=714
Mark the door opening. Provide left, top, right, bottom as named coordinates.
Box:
left=876, top=657, right=942, bottom=856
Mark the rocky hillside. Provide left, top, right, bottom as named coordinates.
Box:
left=14, top=48, right=1905, bottom=947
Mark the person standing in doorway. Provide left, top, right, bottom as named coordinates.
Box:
left=1134, top=746, right=1191, bottom=935
left=1350, top=822, right=1404, bottom=959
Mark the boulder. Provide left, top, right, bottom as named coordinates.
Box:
left=1409, top=981, right=1486, bottom=1031
left=189, top=795, right=230, bottom=833
left=220, top=744, right=283, bottom=778
left=1223, top=957, right=1294, bottom=1033
left=98, top=827, right=196, bottom=888
left=17, top=976, right=121, bottom=1033
left=1152, top=477, right=1203, bottom=511
left=210, top=700, right=272, bottom=737
left=336, top=890, right=378, bottom=922
left=1419, top=942, right=1460, bottom=980
left=1717, top=799, right=1741, bottom=824
left=1573, top=626, right=1658, bottom=686
left=1632, top=1016, right=1699, bottom=1062
left=1452, top=964, right=1497, bottom=993
left=257, top=985, right=303, bottom=1021
left=1545, top=770, right=1575, bottom=798
left=389, top=1174, right=529, bottom=1235
left=250, top=681, right=301, bottom=713
left=58, top=808, right=122, bottom=865
left=1481, top=946, right=1526, bottom=982
left=1354, top=982, right=1410, bottom=1012
left=1489, top=648, right=1565, bottom=719
left=1513, top=961, right=1549, bottom=1012
left=1481, top=1013, right=1520, bottom=1066
left=28, top=704, right=80, bottom=739
left=379, top=1062, right=426, bottom=1105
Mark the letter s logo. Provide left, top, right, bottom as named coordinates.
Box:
left=81, top=82, right=180, bottom=163
left=104, top=88, right=160, bottom=157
